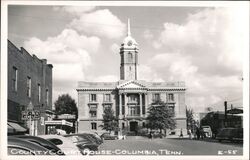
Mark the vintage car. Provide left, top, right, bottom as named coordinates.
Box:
left=100, top=133, right=118, bottom=140
left=64, top=134, right=99, bottom=155
left=13, top=135, right=64, bottom=155
left=8, top=136, right=53, bottom=155
left=38, top=134, right=82, bottom=155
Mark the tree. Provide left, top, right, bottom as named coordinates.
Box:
left=54, top=94, right=78, bottom=133
left=100, top=107, right=118, bottom=134
left=186, top=108, right=195, bottom=131
left=146, top=100, right=176, bottom=133
left=54, top=94, right=78, bottom=118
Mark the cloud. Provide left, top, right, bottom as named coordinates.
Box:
left=138, top=65, right=164, bottom=82
left=23, top=28, right=101, bottom=102
left=53, top=6, right=96, bottom=16
left=154, top=7, right=246, bottom=76
left=110, top=43, right=120, bottom=54
left=149, top=7, right=245, bottom=111
left=147, top=52, right=242, bottom=112
left=143, top=29, right=154, bottom=40
left=69, top=9, right=126, bottom=39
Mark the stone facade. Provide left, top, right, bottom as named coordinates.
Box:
left=77, top=20, right=187, bottom=135
left=8, top=40, right=53, bottom=135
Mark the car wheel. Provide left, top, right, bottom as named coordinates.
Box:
left=82, top=148, right=91, bottom=155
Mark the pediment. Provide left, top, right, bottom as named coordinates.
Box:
left=117, top=80, right=146, bottom=89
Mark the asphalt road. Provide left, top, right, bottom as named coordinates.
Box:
left=96, top=137, right=243, bottom=156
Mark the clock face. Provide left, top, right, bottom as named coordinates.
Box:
left=127, top=40, right=133, bottom=46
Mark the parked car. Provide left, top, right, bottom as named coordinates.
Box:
left=79, top=133, right=103, bottom=144
left=201, top=126, right=213, bottom=138
left=13, top=135, right=64, bottom=155
left=100, top=133, right=118, bottom=140
left=64, top=134, right=99, bottom=155
left=216, top=128, right=243, bottom=142
left=78, top=132, right=103, bottom=144
left=148, top=131, right=165, bottom=139
left=38, top=135, right=82, bottom=155
left=8, top=136, right=53, bottom=155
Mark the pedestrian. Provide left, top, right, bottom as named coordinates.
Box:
left=149, top=131, right=153, bottom=140
left=196, top=127, right=200, bottom=140
left=179, top=128, right=183, bottom=138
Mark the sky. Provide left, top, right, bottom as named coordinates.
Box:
left=8, top=4, right=248, bottom=112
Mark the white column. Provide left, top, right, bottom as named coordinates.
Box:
left=119, top=94, right=122, bottom=118
left=139, top=93, right=142, bottom=117
left=145, top=93, right=148, bottom=117
left=124, top=93, right=128, bottom=117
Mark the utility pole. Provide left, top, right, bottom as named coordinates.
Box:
left=224, top=101, right=227, bottom=128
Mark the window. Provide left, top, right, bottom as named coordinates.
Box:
left=27, top=77, right=31, bottom=97
left=168, top=104, right=175, bottom=110
left=90, top=111, right=97, bottom=117
left=122, top=123, right=125, bottom=129
left=129, top=106, right=139, bottom=116
left=90, top=94, right=97, bottom=102
left=152, top=93, right=160, bottom=102
left=168, top=93, right=174, bottom=101
left=103, top=104, right=112, bottom=110
left=129, top=95, right=137, bottom=103
left=91, top=123, right=97, bottom=130
left=38, top=84, right=41, bottom=102
left=104, top=94, right=111, bottom=102
left=12, top=67, right=18, bottom=91
left=89, top=104, right=97, bottom=118
left=46, top=89, right=49, bottom=105
left=128, top=52, right=133, bottom=62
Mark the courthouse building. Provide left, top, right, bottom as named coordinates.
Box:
left=8, top=40, right=53, bottom=135
left=77, top=20, right=187, bottom=135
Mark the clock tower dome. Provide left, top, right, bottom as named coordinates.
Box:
left=120, top=19, right=139, bottom=80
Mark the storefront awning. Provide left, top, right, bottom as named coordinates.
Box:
left=8, top=122, right=27, bottom=133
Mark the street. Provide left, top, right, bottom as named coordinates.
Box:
left=96, top=137, right=243, bottom=156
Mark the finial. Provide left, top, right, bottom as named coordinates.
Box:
left=127, top=18, right=131, bottom=36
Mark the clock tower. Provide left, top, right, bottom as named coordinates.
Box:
left=120, top=19, right=139, bottom=80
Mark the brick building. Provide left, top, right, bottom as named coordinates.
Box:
left=77, top=20, right=187, bottom=135
left=8, top=40, right=53, bottom=135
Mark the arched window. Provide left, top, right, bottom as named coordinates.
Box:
left=128, top=52, right=133, bottom=62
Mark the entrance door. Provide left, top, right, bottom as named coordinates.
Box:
left=130, top=121, right=138, bottom=132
